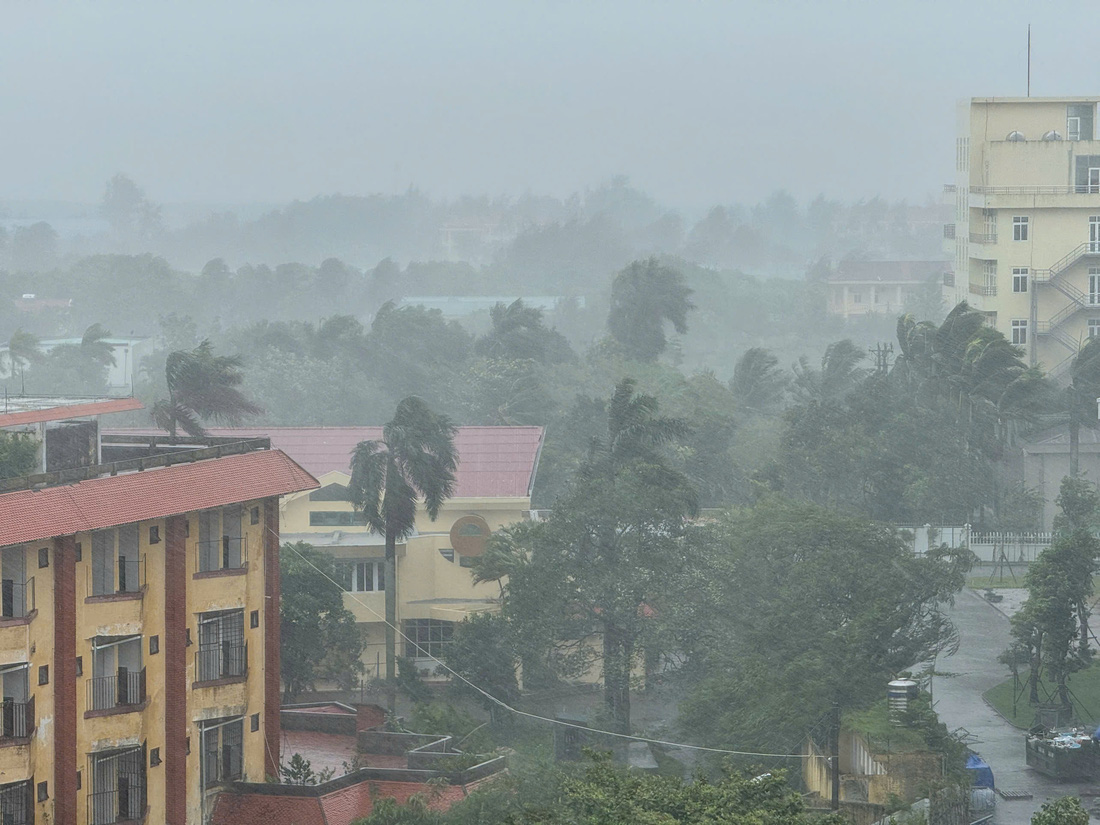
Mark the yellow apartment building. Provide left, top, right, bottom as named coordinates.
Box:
left=130, top=427, right=545, bottom=681
left=0, top=412, right=317, bottom=825
left=946, top=96, right=1100, bottom=376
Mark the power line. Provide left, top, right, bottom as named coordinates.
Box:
left=275, top=532, right=814, bottom=760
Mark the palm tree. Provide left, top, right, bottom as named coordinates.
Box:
left=730, top=347, right=787, bottom=415
left=607, top=258, right=693, bottom=362
left=791, top=339, right=868, bottom=405
left=1063, top=337, right=1100, bottom=476
left=7, top=330, right=41, bottom=390
left=348, top=396, right=458, bottom=706
left=151, top=339, right=262, bottom=438
left=79, top=324, right=117, bottom=370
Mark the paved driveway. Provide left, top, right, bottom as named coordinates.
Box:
left=936, top=589, right=1096, bottom=824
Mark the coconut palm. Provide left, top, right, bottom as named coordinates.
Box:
left=607, top=258, right=693, bottom=362
left=729, top=347, right=787, bottom=415
left=348, top=396, right=458, bottom=705
left=1061, top=337, right=1100, bottom=476
left=6, top=330, right=41, bottom=389
left=151, top=339, right=262, bottom=438
left=791, top=339, right=868, bottom=405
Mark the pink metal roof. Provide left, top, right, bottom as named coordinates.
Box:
left=112, top=426, right=544, bottom=498
left=0, top=449, right=318, bottom=546
left=0, top=397, right=144, bottom=428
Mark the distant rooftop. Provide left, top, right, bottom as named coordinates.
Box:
left=830, top=260, right=948, bottom=284
left=113, top=426, right=545, bottom=499
left=396, top=296, right=584, bottom=316
left=0, top=396, right=143, bottom=428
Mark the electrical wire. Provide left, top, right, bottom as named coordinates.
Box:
left=275, top=530, right=814, bottom=759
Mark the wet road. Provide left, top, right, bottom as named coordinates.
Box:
left=936, top=589, right=1097, bottom=824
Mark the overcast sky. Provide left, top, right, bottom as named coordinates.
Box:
left=0, top=1, right=1092, bottom=210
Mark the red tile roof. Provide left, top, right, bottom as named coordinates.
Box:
left=111, top=426, right=545, bottom=498
left=0, top=398, right=144, bottom=428
left=0, top=449, right=318, bottom=546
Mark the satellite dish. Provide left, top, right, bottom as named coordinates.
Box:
left=1006, top=131, right=1026, bottom=142
left=449, top=515, right=491, bottom=557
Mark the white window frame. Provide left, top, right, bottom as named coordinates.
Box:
left=1012, top=268, right=1029, bottom=293
left=1089, top=319, right=1100, bottom=338
left=1011, top=319, right=1028, bottom=345
left=336, top=559, right=384, bottom=593
left=1069, top=116, right=1082, bottom=141
left=1013, top=216, right=1029, bottom=241
left=851, top=291, right=863, bottom=304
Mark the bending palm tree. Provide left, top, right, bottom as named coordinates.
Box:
left=151, top=339, right=262, bottom=438
left=348, top=396, right=458, bottom=708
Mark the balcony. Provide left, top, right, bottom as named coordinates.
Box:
left=195, top=537, right=246, bottom=578
left=943, top=273, right=956, bottom=287
left=0, top=578, right=34, bottom=625
left=969, top=284, right=998, bottom=297
left=0, top=781, right=31, bottom=825
left=88, top=785, right=146, bottom=825
left=969, top=232, right=997, bottom=244
left=86, top=668, right=147, bottom=715
left=195, top=643, right=247, bottom=685
left=88, top=558, right=145, bottom=602
left=0, top=697, right=34, bottom=744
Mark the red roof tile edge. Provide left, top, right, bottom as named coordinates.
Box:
left=0, top=448, right=318, bottom=547
left=0, top=397, right=144, bottom=428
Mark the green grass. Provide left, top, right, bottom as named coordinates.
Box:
left=983, top=663, right=1100, bottom=729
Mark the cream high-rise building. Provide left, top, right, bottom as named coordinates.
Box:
left=947, top=97, right=1100, bottom=376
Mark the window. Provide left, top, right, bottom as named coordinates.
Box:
left=149, top=636, right=159, bottom=655
left=335, top=559, right=384, bottom=592
left=438, top=548, right=455, bottom=563
left=91, top=526, right=143, bottom=596
left=0, top=544, right=31, bottom=619
left=150, top=748, right=161, bottom=767
left=983, top=260, right=997, bottom=294
left=197, top=610, right=246, bottom=682
left=308, top=510, right=369, bottom=527
left=250, top=610, right=259, bottom=629
left=404, top=619, right=454, bottom=660
left=197, top=507, right=243, bottom=573
left=1013, top=216, right=1029, bottom=241
left=250, top=506, right=260, bottom=525
left=88, top=746, right=146, bottom=825
left=1089, top=320, right=1100, bottom=339
left=201, top=718, right=244, bottom=788
left=37, top=548, right=47, bottom=569
left=1011, top=319, right=1028, bottom=345
left=37, top=665, right=47, bottom=686
left=1012, top=268, right=1028, bottom=293
left=35, top=782, right=46, bottom=803
left=851, top=291, right=863, bottom=304
left=251, top=713, right=260, bottom=732
left=88, top=636, right=145, bottom=711
left=1075, top=157, right=1100, bottom=192
left=148, top=525, right=160, bottom=545
left=0, top=663, right=32, bottom=740
left=984, top=211, right=997, bottom=239
left=0, top=780, right=32, bottom=825
left=1068, top=104, right=1094, bottom=141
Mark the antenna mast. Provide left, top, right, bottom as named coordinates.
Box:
left=1027, top=24, right=1031, bottom=97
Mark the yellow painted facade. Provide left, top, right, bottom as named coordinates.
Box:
left=0, top=499, right=276, bottom=825
left=947, top=97, right=1100, bottom=377
left=281, top=470, right=528, bottom=678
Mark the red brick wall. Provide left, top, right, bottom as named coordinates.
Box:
left=212, top=793, right=325, bottom=825
left=164, top=515, right=188, bottom=824
left=53, top=536, right=77, bottom=824
left=263, top=498, right=281, bottom=778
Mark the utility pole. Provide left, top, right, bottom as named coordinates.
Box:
left=869, top=343, right=893, bottom=375
left=830, top=701, right=841, bottom=811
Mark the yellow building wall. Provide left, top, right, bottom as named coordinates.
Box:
left=280, top=472, right=530, bottom=676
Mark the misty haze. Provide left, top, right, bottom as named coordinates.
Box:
left=1, top=4, right=1099, bottom=825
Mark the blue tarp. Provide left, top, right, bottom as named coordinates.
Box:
left=966, top=753, right=995, bottom=789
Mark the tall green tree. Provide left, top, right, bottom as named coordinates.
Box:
left=1063, top=337, right=1100, bottom=477
left=348, top=396, right=458, bottom=707
left=280, top=542, right=364, bottom=700
left=607, top=258, right=693, bottom=362
left=680, top=497, right=969, bottom=752
left=151, top=339, right=262, bottom=438
left=502, top=379, right=697, bottom=733
left=730, top=347, right=787, bottom=415
left=476, top=299, right=575, bottom=365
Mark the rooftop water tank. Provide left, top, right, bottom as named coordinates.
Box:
left=888, top=679, right=919, bottom=725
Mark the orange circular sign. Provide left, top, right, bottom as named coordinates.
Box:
left=450, top=515, right=491, bottom=557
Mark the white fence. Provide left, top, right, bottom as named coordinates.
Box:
left=902, top=525, right=1053, bottom=563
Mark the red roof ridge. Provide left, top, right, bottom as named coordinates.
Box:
left=0, top=449, right=318, bottom=546
left=0, top=398, right=144, bottom=428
